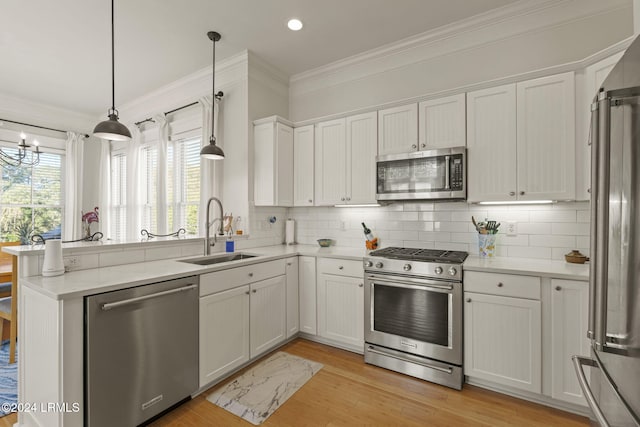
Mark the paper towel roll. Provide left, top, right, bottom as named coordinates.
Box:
left=285, top=219, right=296, bottom=245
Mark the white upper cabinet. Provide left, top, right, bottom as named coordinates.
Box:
left=293, top=125, right=315, bottom=206
left=315, top=118, right=347, bottom=205
left=467, top=72, right=576, bottom=202
left=467, top=84, right=518, bottom=202
left=346, top=112, right=377, bottom=204
left=576, top=52, right=624, bottom=201
left=418, top=93, right=466, bottom=149
left=253, top=117, right=294, bottom=207
left=517, top=72, right=575, bottom=201
left=377, top=103, right=418, bottom=155
left=315, top=112, right=377, bottom=205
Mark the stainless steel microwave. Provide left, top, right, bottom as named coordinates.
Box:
left=376, top=147, right=466, bottom=201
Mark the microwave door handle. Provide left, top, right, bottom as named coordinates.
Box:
left=444, top=155, right=451, bottom=190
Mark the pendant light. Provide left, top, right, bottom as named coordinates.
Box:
left=93, top=0, right=131, bottom=141
left=200, top=31, right=225, bottom=160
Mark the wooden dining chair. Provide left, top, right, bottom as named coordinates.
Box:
left=0, top=242, right=19, bottom=364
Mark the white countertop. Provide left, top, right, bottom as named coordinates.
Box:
left=21, top=244, right=588, bottom=300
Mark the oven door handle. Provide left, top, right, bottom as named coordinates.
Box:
left=367, top=274, right=454, bottom=291
left=367, top=346, right=453, bottom=374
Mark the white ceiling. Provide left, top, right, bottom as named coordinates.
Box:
left=0, top=0, right=518, bottom=117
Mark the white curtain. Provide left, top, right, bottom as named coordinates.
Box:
left=63, top=132, right=85, bottom=240
left=198, top=95, right=222, bottom=236
left=156, top=115, right=169, bottom=235
left=97, top=140, right=111, bottom=239
left=126, top=126, right=142, bottom=240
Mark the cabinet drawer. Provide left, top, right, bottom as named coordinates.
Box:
left=317, top=257, right=363, bottom=278
left=464, top=271, right=540, bottom=300
left=200, top=259, right=286, bottom=296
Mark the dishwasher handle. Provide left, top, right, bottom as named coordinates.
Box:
left=101, top=284, right=198, bottom=311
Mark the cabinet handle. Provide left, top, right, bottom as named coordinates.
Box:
left=341, top=197, right=345, bottom=201
left=555, top=286, right=562, bottom=291
left=497, top=282, right=504, bottom=287
left=338, top=266, right=344, bottom=270
left=359, top=283, right=364, bottom=288
left=248, top=273, right=254, bottom=277
left=466, top=298, right=472, bottom=303
left=346, top=197, right=351, bottom=201
left=509, top=191, right=516, bottom=196
left=421, top=144, right=426, bottom=148
left=520, top=191, right=525, bottom=196
left=245, top=291, right=250, bottom=295
left=308, top=199, right=313, bottom=203
left=411, top=144, right=417, bottom=149
left=252, top=289, right=257, bottom=293
left=287, top=262, right=292, bottom=266
left=587, top=188, right=591, bottom=194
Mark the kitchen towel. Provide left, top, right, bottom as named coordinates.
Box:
left=285, top=219, right=295, bottom=245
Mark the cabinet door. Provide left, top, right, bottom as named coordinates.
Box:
left=285, top=257, right=299, bottom=338
left=418, top=94, right=466, bottom=149
left=377, top=103, right=418, bottom=155
left=346, top=111, right=377, bottom=204
left=199, top=285, right=250, bottom=387
left=464, top=292, right=542, bottom=393
left=293, top=125, right=315, bottom=206
left=517, top=72, right=575, bottom=201
left=550, top=279, right=590, bottom=406
left=466, top=84, right=517, bottom=202
left=315, top=119, right=346, bottom=205
left=317, top=273, right=364, bottom=352
left=299, top=256, right=317, bottom=335
left=250, top=275, right=286, bottom=358
left=253, top=120, right=293, bottom=206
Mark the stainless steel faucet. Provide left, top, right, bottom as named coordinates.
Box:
left=205, top=197, right=224, bottom=255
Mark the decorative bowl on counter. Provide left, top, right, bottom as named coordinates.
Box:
left=317, top=239, right=333, bottom=247
left=565, top=250, right=589, bottom=264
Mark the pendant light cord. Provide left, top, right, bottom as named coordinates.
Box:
left=211, top=35, right=215, bottom=141
left=111, top=0, right=116, bottom=113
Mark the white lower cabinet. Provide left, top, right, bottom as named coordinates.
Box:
left=464, top=291, right=542, bottom=393
left=316, top=258, right=364, bottom=352
left=550, top=279, right=590, bottom=406
left=250, top=275, right=287, bottom=358
left=199, top=285, right=250, bottom=387
left=286, top=257, right=299, bottom=338
left=299, top=256, right=317, bottom=335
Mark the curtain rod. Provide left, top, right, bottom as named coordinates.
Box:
left=134, top=101, right=200, bottom=126
left=0, top=118, right=89, bottom=138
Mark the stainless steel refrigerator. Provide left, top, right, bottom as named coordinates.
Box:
left=573, top=36, right=640, bottom=427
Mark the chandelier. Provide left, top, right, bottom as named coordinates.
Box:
left=0, top=132, right=41, bottom=167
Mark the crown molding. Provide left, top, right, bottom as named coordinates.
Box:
left=289, top=0, right=631, bottom=96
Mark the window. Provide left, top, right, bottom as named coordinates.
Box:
left=110, top=152, right=127, bottom=241
left=140, top=145, right=158, bottom=233
left=0, top=149, right=64, bottom=243
left=168, top=137, right=201, bottom=235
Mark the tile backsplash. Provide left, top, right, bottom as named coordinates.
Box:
left=285, top=201, right=590, bottom=260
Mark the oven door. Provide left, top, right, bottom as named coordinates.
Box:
left=365, top=273, right=462, bottom=365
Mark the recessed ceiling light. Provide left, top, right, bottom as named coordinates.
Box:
left=287, top=18, right=303, bottom=31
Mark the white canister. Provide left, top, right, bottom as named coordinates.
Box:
left=42, top=239, right=65, bottom=277
left=285, top=219, right=296, bottom=245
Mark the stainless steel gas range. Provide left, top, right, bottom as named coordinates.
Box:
left=363, top=247, right=468, bottom=390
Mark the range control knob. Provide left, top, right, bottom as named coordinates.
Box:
left=403, top=264, right=412, bottom=271
left=375, top=262, right=384, bottom=269
left=434, top=266, right=443, bottom=275
left=364, top=261, right=373, bottom=268
left=448, top=267, right=457, bottom=276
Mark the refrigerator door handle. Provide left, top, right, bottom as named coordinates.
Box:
left=572, top=355, right=611, bottom=427
left=588, top=99, right=599, bottom=340
left=594, top=93, right=612, bottom=350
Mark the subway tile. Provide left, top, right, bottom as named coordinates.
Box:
left=375, top=221, right=405, bottom=231
left=530, top=210, right=576, bottom=223
left=421, top=211, right=451, bottom=222
left=451, top=210, right=486, bottom=222
left=99, top=249, right=145, bottom=267
left=529, top=235, right=576, bottom=248
left=576, top=210, right=591, bottom=223
left=403, top=202, right=435, bottom=212
left=517, top=222, right=551, bottom=235
left=496, top=234, right=529, bottom=246
left=434, top=202, right=469, bottom=211
left=436, top=242, right=470, bottom=251
left=451, top=232, right=474, bottom=244
left=576, top=236, right=590, bottom=249
left=418, top=231, right=451, bottom=242
left=434, top=222, right=468, bottom=232
left=403, top=240, right=434, bottom=249
left=551, top=222, right=590, bottom=236
left=402, top=221, right=434, bottom=232
left=389, top=231, right=422, bottom=241
left=507, top=246, right=552, bottom=259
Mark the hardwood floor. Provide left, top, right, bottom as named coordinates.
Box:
left=150, top=338, right=589, bottom=427
left=0, top=338, right=588, bottom=426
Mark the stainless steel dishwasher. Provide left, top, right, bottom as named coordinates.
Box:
left=85, top=276, right=199, bottom=427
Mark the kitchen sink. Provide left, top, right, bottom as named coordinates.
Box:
left=179, top=253, right=258, bottom=266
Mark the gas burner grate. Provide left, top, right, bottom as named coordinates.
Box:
left=369, top=247, right=468, bottom=263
